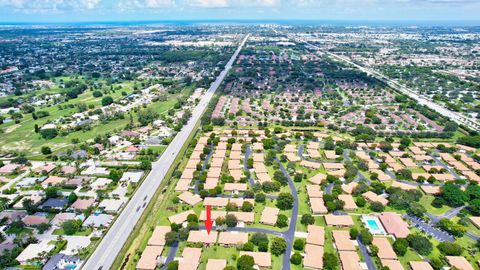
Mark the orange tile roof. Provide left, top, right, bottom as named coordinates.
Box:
left=373, top=237, right=397, bottom=260
left=307, top=225, right=325, bottom=246
left=304, top=244, right=324, bottom=269
left=239, top=252, right=271, bottom=268
left=378, top=212, right=410, bottom=238
left=332, top=230, right=355, bottom=251
left=324, top=214, right=354, bottom=227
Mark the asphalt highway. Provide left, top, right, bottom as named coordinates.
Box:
left=82, top=34, right=249, bottom=270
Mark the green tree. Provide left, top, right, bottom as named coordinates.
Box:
left=293, top=238, right=305, bottom=251
left=323, top=252, right=338, bottom=270
left=407, top=234, right=432, bottom=255
left=469, top=199, right=480, bottom=215
left=61, top=220, right=82, bottom=235
left=350, top=228, right=359, bottom=239
left=67, top=192, right=78, bottom=204
left=165, top=231, right=178, bottom=246
left=276, top=214, right=289, bottom=228
left=225, top=214, right=238, bottom=227
left=251, top=232, right=269, bottom=246
left=109, top=169, right=122, bottom=182
left=443, top=121, right=458, bottom=132
left=101, top=96, right=114, bottom=106
left=301, top=214, right=315, bottom=226
left=137, top=108, right=159, bottom=126
left=242, top=242, right=254, bottom=251
left=237, top=255, right=255, bottom=270
left=393, top=238, right=408, bottom=256
left=40, top=128, right=58, bottom=139
left=276, top=193, right=294, bottom=210
left=360, top=229, right=373, bottom=244
left=290, top=252, right=302, bottom=265
left=41, top=146, right=52, bottom=155
left=441, top=184, right=467, bottom=207
left=167, top=260, right=178, bottom=270
left=369, top=202, right=385, bottom=212
left=271, top=237, right=287, bottom=256
left=241, top=201, right=254, bottom=212
left=437, top=218, right=466, bottom=237
left=22, top=199, right=37, bottom=215
left=92, top=91, right=103, bottom=98
left=45, top=186, right=59, bottom=198
left=437, top=242, right=463, bottom=256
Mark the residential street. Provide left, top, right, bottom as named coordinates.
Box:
left=81, top=34, right=250, bottom=270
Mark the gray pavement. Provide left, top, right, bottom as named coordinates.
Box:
left=276, top=157, right=299, bottom=270
left=404, top=214, right=454, bottom=242
left=244, top=144, right=257, bottom=187
left=357, top=236, right=377, bottom=270
left=81, top=34, right=250, bottom=270
left=162, top=241, right=179, bottom=269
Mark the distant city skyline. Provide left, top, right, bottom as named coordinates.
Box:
left=0, top=0, right=479, bottom=24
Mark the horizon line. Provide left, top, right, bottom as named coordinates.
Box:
left=1, top=19, right=480, bottom=26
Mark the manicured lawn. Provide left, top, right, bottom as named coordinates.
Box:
left=197, top=246, right=239, bottom=270
left=0, top=85, right=185, bottom=155
left=420, top=195, right=450, bottom=216
left=397, top=248, right=422, bottom=269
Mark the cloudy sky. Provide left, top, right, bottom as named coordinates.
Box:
left=0, top=0, right=479, bottom=23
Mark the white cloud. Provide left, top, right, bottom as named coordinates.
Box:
left=187, top=0, right=279, bottom=8
left=0, top=0, right=101, bottom=12
left=116, top=0, right=175, bottom=11
left=189, top=0, right=228, bottom=8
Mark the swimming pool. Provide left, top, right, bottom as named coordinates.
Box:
left=362, top=216, right=386, bottom=235
left=367, top=219, right=380, bottom=230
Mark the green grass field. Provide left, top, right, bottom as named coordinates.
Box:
left=0, top=84, right=185, bottom=156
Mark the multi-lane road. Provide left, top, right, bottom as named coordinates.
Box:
left=280, top=29, right=480, bottom=132
left=82, top=34, right=249, bottom=270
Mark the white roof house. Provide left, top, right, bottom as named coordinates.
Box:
left=16, top=177, right=39, bottom=187
left=98, top=198, right=127, bottom=213
left=83, top=214, right=113, bottom=228
left=119, top=171, right=144, bottom=184
left=41, top=123, right=57, bottom=130
left=81, top=166, right=109, bottom=176
left=90, top=178, right=112, bottom=190
left=108, top=135, right=122, bottom=144
left=16, top=241, right=55, bottom=265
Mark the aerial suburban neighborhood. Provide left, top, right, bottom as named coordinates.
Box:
left=0, top=4, right=479, bottom=270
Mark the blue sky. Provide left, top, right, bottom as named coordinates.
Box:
left=0, top=0, right=479, bottom=23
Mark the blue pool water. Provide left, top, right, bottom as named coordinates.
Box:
left=367, top=219, right=380, bottom=230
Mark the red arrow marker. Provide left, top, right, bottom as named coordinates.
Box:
left=205, top=205, right=213, bottom=235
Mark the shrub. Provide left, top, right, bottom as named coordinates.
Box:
left=290, top=252, right=302, bottom=265
left=293, top=238, right=305, bottom=251
left=323, top=252, right=338, bottom=270
left=392, top=238, right=408, bottom=256
left=437, top=242, right=463, bottom=256
left=276, top=214, right=289, bottom=228
left=349, top=228, right=359, bottom=239
left=301, top=214, right=315, bottom=226
left=237, top=255, right=254, bottom=270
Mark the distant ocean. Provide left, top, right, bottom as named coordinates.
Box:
left=1, top=19, right=479, bottom=27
